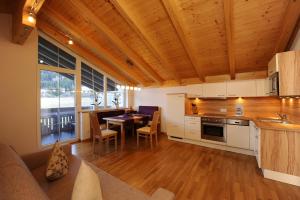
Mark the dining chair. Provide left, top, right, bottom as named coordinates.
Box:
left=136, top=111, right=160, bottom=148
left=90, top=112, right=118, bottom=153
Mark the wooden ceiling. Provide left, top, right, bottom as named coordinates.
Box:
left=5, top=0, right=300, bottom=86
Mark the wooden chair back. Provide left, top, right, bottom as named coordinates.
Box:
left=90, top=112, right=102, bottom=140
left=150, top=111, right=160, bottom=133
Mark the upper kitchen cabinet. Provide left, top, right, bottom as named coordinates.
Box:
left=277, top=51, right=300, bottom=96
left=203, top=82, right=226, bottom=98
left=226, top=80, right=256, bottom=97
left=268, top=54, right=279, bottom=76
left=256, top=79, right=269, bottom=97
left=186, top=84, right=203, bottom=98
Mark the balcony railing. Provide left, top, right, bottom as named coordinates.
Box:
left=40, top=107, right=76, bottom=144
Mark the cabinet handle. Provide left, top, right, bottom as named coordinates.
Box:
left=228, top=94, right=236, bottom=97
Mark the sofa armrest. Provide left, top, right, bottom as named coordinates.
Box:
left=150, top=188, right=175, bottom=200
left=21, top=144, right=72, bottom=170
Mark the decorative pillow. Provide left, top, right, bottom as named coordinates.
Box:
left=46, top=141, right=69, bottom=181
left=72, top=161, right=102, bottom=200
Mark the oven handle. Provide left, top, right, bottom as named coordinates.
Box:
left=201, top=122, right=225, bottom=127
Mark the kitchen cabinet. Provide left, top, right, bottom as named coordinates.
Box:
left=255, top=79, right=269, bottom=97
left=253, top=124, right=261, bottom=168
left=166, top=94, right=185, bottom=138
left=277, top=51, right=300, bottom=96
left=203, top=82, right=226, bottom=98
left=268, top=54, right=279, bottom=76
left=226, top=80, right=256, bottom=97
left=260, top=129, right=300, bottom=176
left=184, top=116, right=201, bottom=141
left=186, top=84, right=203, bottom=98
left=227, top=124, right=250, bottom=149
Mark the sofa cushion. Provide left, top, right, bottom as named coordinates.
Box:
left=72, top=161, right=102, bottom=200
left=0, top=143, right=28, bottom=170
left=32, top=155, right=81, bottom=200
left=0, top=144, right=49, bottom=200
left=97, top=170, right=150, bottom=200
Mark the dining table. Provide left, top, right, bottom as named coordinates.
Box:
left=103, top=114, right=150, bottom=150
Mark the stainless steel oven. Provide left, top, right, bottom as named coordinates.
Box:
left=269, top=72, right=279, bottom=96
left=201, top=117, right=226, bottom=142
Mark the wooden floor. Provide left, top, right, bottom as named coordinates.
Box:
left=72, top=134, right=300, bottom=200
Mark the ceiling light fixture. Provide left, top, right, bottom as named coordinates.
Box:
left=68, top=38, right=74, bottom=45
left=27, top=11, right=36, bottom=24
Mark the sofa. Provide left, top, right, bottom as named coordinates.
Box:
left=0, top=143, right=175, bottom=200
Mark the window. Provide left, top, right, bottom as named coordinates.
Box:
left=106, top=78, right=125, bottom=108
left=38, top=36, right=76, bottom=70
left=81, top=62, right=104, bottom=109
left=38, top=36, right=77, bottom=146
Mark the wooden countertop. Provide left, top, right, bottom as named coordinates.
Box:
left=185, top=113, right=300, bottom=132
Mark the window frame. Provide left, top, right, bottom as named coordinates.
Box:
left=37, top=32, right=127, bottom=149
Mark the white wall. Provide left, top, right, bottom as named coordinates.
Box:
left=134, top=86, right=186, bottom=132
left=290, top=28, right=300, bottom=50
left=0, top=14, right=39, bottom=155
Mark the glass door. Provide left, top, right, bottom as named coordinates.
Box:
left=40, top=70, right=76, bottom=145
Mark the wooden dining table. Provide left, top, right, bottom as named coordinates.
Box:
left=103, top=114, right=150, bottom=150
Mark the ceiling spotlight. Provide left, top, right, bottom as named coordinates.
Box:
left=68, top=39, right=74, bottom=45
left=121, top=85, right=125, bottom=90
left=125, top=86, right=129, bottom=90
left=134, top=87, right=138, bottom=91
left=27, top=12, right=36, bottom=24
left=130, top=86, right=134, bottom=90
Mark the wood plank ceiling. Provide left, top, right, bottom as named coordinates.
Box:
left=22, top=0, right=300, bottom=85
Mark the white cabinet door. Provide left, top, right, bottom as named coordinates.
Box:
left=226, top=80, right=256, bottom=97
left=203, top=82, right=226, bottom=98
left=249, top=121, right=256, bottom=150
left=166, top=94, right=185, bottom=138
left=186, top=84, right=203, bottom=98
left=256, top=79, right=269, bottom=97
left=184, top=116, right=201, bottom=141
left=227, top=125, right=250, bottom=149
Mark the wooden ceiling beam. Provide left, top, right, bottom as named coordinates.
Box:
left=160, top=0, right=204, bottom=81
left=69, top=0, right=164, bottom=85
left=110, top=0, right=181, bottom=83
left=37, top=21, right=135, bottom=85
left=12, top=0, right=46, bottom=44
left=273, top=0, right=300, bottom=53
left=224, top=0, right=236, bottom=80
left=41, top=6, right=148, bottom=86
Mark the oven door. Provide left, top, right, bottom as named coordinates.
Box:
left=201, top=123, right=226, bottom=142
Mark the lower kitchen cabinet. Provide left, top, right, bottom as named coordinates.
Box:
left=261, top=129, right=300, bottom=177
left=184, top=116, right=201, bottom=141
left=226, top=124, right=250, bottom=149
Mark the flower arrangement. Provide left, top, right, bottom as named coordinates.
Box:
left=112, top=93, right=121, bottom=109
left=91, top=92, right=102, bottom=110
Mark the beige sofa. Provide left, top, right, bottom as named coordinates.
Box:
left=0, top=143, right=175, bottom=200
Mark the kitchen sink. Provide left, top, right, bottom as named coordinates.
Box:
left=257, top=118, right=289, bottom=124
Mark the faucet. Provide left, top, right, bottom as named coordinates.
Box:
left=277, top=113, right=288, bottom=121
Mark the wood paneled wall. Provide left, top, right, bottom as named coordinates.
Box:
left=187, top=97, right=300, bottom=123
left=281, top=98, right=300, bottom=123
